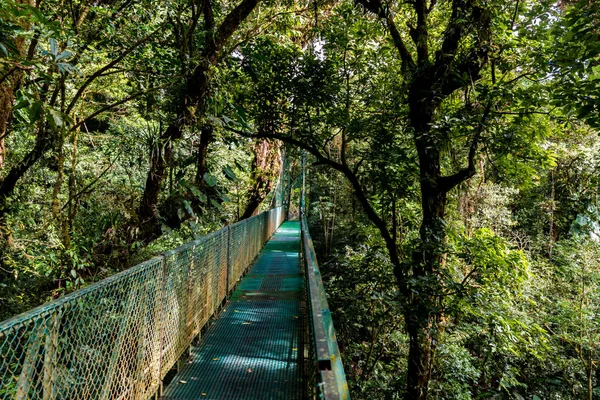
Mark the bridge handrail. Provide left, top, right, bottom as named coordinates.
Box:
left=301, top=215, right=350, bottom=399
left=0, top=207, right=284, bottom=400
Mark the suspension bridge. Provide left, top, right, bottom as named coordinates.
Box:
left=0, top=207, right=349, bottom=399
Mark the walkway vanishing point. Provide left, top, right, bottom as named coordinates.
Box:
left=0, top=208, right=349, bottom=400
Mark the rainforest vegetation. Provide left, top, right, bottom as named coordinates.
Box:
left=1, top=0, right=600, bottom=398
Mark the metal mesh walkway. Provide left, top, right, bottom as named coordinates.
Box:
left=162, top=221, right=303, bottom=400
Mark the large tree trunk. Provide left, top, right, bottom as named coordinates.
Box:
left=404, top=81, right=448, bottom=399
left=239, top=139, right=281, bottom=220
left=405, top=185, right=446, bottom=400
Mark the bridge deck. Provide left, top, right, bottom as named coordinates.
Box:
left=163, top=221, right=303, bottom=400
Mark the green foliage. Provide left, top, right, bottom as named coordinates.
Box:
left=2, top=0, right=600, bottom=398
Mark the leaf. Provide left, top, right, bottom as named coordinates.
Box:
left=223, top=166, right=237, bottom=181
left=49, top=38, right=58, bottom=56
left=29, top=101, right=43, bottom=123
left=14, top=99, right=30, bottom=110
left=0, top=43, right=8, bottom=57
left=70, top=269, right=77, bottom=278
left=183, top=200, right=194, bottom=216
left=207, top=115, right=223, bottom=127
left=210, top=199, right=222, bottom=209
left=55, top=50, right=72, bottom=61
left=203, top=173, right=217, bottom=187
left=57, top=63, right=74, bottom=74
left=234, top=160, right=246, bottom=171
left=48, top=108, right=63, bottom=127
left=189, top=185, right=207, bottom=203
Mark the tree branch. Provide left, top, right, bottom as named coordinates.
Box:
left=68, top=83, right=171, bottom=133
left=206, top=0, right=260, bottom=64
left=229, top=126, right=404, bottom=281
left=434, top=0, right=465, bottom=71
left=355, top=0, right=415, bottom=72
left=65, top=25, right=164, bottom=114
left=60, top=150, right=122, bottom=212
left=203, top=0, right=215, bottom=49
left=438, top=101, right=491, bottom=192
left=434, top=0, right=490, bottom=97
left=414, top=0, right=429, bottom=63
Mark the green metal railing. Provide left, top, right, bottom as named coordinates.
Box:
left=0, top=208, right=284, bottom=400
left=301, top=215, right=349, bottom=400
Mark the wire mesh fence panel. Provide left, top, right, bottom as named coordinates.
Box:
left=0, top=257, right=164, bottom=400
left=194, top=228, right=229, bottom=319
left=245, top=215, right=257, bottom=268
left=228, top=220, right=247, bottom=292
left=248, top=214, right=262, bottom=262
left=160, top=243, right=194, bottom=378
left=0, top=207, right=284, bottom=400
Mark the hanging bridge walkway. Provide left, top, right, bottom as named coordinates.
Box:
left=0, top=208, right=348, bottom=400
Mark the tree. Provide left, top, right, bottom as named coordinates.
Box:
left=240, top=139, right=281, bottom=219
left=137, top=0, right=262, bottom=242
left=237, top=0, right=541, bottom=396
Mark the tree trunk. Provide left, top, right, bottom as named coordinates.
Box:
left=0, top=0, right=33, bottom=169
left=240, top=139, right=281, bottom=220
left=138, top=124, right=179, bottom=242
left=0, top=126, right=55, bottom=215
left=405, top=180, right=446, bottom=400
left=0, top=86, right=13, bottom=169
left=51, top=133, right=65, bottom=220
left=549, top=169, right=555, bottom=259
left=404, top=83, right=447, bottom=400
left=588, top=361, right=593, bottom=400
left=63, top=129, right=79, bottom=248
left=195, top=124, right=213, bottom=186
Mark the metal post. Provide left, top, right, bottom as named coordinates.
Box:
left=301, top=151, right=306, bottom=218
left=226, top=226, right=231, bottom=295
left=42, top=310, right=61, bottom=400
left=158, top=256, right=167, bottom=395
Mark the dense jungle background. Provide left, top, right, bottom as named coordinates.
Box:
left=1, top=0, right=600, bottom=398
